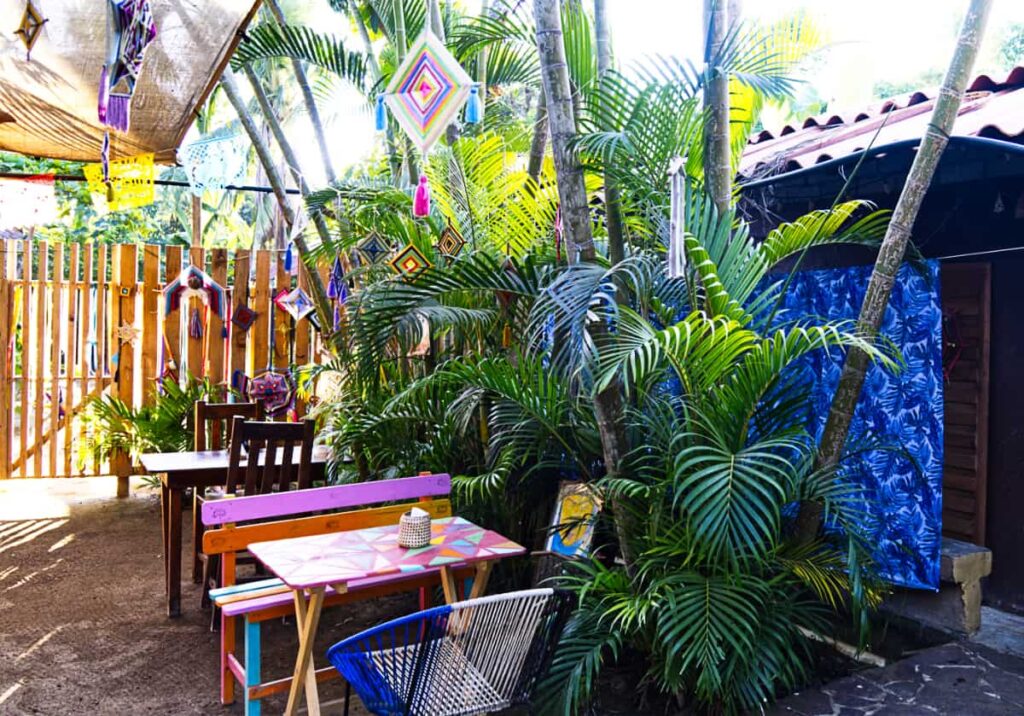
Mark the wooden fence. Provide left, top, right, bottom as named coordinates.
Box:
left=0, top=241, right=328, bottom=479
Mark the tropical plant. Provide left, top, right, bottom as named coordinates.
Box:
left=78, top=375, right=217, bottom=481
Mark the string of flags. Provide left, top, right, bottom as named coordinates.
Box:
left=177, top=134, right=247, bottom=197
left=0, top=175, right=59, bottom=231
left=83, top=152, right=156, bottom=211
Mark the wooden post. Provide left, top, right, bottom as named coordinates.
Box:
left=252, top=250, right=271, bottom=375
left=77, top=245, right=93, bottom=474
left=48, top=246, right=63, bottom=477
left=164, top=246, right=183, bottom=381
left=187, top=247, right=206, bottom=379
left=208, top=248, right=228, bottom=395
left=33, top=241, right=47, bottom=477
left=230, top=250, right=251, bottom=393
left=0, top=242, right=11, bottom=479
left=141, top=245, right=160, bottom=404
left=19, top=240, right=30, bottom=476
left=274, top=251, right=291, bottom=373
left=112, top=244, right=138, bottom=498
left=63, top=244, right=80, bottom=476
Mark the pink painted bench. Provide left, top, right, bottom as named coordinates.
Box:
left=200, top=473, right=472, bottom=716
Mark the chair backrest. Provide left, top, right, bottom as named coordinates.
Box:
left=326, top=588, right=573, bottom=715
left=201, top=474, right=453, bottom=559
left=194, top=401, right=261, bottom=451
left=225, top=417, right=315, bottom=495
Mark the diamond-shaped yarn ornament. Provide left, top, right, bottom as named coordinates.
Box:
left=389, top=243, right=433, bottom=281
left=357, top=230, right=393, bottom=265
left=383, top=30, right=474, bottom=152
left=274, top=288, right=316, bottom=322
left=437, top=223, right=467, bottom=263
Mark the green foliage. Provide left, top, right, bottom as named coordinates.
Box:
left=77, top=376, right=217, bottom=475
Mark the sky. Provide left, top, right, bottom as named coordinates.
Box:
left=280, top=0, right=1024, bottom=182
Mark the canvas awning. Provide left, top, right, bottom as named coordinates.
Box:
left=0, top=0, right=260, bottom=164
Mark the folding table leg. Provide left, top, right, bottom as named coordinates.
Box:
left=285, top=587, right=326, bottom=716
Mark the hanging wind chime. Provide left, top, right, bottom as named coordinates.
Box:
left=667, top=157, right=688, bottom=279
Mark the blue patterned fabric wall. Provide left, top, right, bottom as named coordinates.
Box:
left=776, top=261, right=944, bottom=590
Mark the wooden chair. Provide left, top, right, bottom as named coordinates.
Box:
left=225, top=417, right=316, bottom=496
left=201, top=418, right=316, bottom=616
left=193, top=402, right=260, bottom=606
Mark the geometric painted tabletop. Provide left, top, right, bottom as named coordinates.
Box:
left=248, top=517, right=525, bottom=590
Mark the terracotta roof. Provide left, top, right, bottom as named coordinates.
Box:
left=740, top=66, right=1024, bottom=177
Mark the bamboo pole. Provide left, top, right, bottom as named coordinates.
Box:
left=703, top=0, right=731, bottom=215
left=534, top=0, right=634, bottom=572
left=795, top=0, right=994, bottom=540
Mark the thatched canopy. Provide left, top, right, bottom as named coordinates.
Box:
left=0, top=0, right=260, bottom=164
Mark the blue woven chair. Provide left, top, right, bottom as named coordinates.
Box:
left=327, top=588, right=573, bottom=716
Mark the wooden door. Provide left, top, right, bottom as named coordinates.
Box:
left=941, top=263, right=991, bottom=545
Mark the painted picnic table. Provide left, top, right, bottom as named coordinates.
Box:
left=247, top=516, right=525, bottom=716
left=138, top=449, right=328, bottom=618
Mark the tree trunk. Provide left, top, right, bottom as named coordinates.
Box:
left=351, top=4, right=403, bottom=184
left=392, top=0, right=421, bottom=183
left=264, top=0, right=336, bottom=184
left=526, top=87, right=548, bottom=184
left=703, top=0, right=731, bottom=215
left=594, top=0, right=625, bottom=266
left=231, top=68, right=334, bottom=333
left=534, top=0, right=634, bottom=572
left=794, top=0, right=993, bottom=541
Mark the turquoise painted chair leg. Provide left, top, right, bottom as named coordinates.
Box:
left=244, top=618, right=262, bottom=716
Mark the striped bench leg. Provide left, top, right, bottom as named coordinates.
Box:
left=244, top=617, right=261, bottom=716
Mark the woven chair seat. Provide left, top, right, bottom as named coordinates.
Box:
left=328, top=588, right=573, bottom=716
left=366, top=638, right=507, bottom=716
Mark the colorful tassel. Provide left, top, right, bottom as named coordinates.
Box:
left=465, top=86, right=483, bottom=124
left=413, top=175, right=431, bottom=218
left=104, top=94, right=131, bottom=133
left=188, top=307, right=203, bottom=338
left=283, top=241, right=296, bottom=275
left=502, top=323, right=512, bottom=348
left=375, top=95, right=387, bottom=131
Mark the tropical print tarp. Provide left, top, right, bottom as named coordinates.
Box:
left=776, top=261, right=943, bottom=590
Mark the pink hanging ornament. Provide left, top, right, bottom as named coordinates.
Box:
left=413, top=175, right=431, bottom=218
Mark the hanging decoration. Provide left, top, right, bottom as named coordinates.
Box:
left=667, top=156, right=687, bottom=279
left=177, top=134, right=247, bottom=196
left=356, top=230, right=393, bottom=265
left=115, top=322, right=140, bottom=346
left=282, top=241, right=298, bottom=276
left=247, top=369, right=296, bottom=418
left=231, top=304, right=257, bottom=332
left=437, top=219, right=467, bottom=264
left=413, top=175, right=431, bottom=218
left=98, top=0, right=157, bottom=133
left=273, top=287, right=316, bottom=322
left=388, top=243, right=433, bottom=282
left=14, top=1, right=46, bottom=61
left=162, top=265, right=227, bottom=318
left=327, top=255, right=349, bottom=332
left=83, top=152, right=156, bottom=211
left=0, top=175, right=59, bottom=231
left=379, top=29, right=478, bottom=153
left=554, top=206, right=563, bottom=263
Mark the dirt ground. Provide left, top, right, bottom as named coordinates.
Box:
left=0, top=478, right=418, bottom=715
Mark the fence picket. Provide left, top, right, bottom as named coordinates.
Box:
left=141, top=246, right=160, bottom=404
left=208, top=249, right=228, bottom=395
left=164, top=246, right=182, bottom=377
left=229, top=250, right=250, bottom=396
left=252, top=250, right=271, bottom=374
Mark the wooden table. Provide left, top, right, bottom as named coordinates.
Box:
left=139, top=449, right=328, bottom=618
left=248, top=516, right=525, bottom=716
